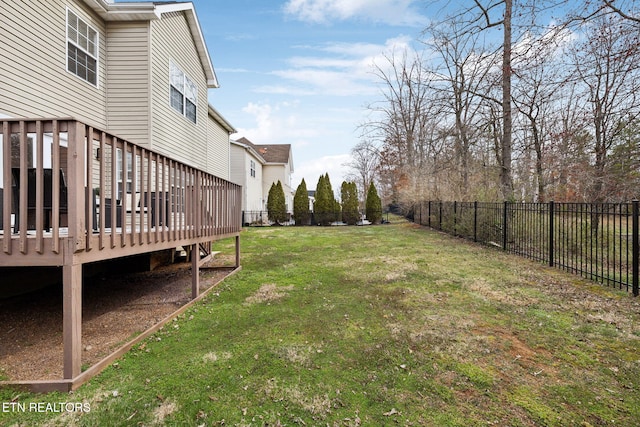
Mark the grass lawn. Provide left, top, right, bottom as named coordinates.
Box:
left=1, top=216, right=640, bottom=426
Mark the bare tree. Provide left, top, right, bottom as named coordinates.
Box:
left=423, top=15, right=497, bottom=199
left=466, top=0, right=515, bottom=200
left=511, top=25, right=571, bottom=201
left=344, top=140, right=379, bottom=205
left=571, top=13, right=640, bottom=202
left=365, top=48, right=439, bottom=208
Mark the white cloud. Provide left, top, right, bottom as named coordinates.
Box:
left=283, top=0, right=428, bottom=27
left=236, top=101, right=320, bottom=144
left=271, top=68, right=376, bottom=96
left=234, top=101, right=360, bottom=188
left=253, top=85, right=317, bottom=96
left=258, top=36, right=416, bottom=97
left=292, top=154, right=352, bottom=190
left=217, top=67, right=250, bottom=73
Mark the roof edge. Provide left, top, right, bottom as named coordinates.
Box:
left=208, top=105, right=236, bottom=134
left=83, top=1, right=218, bottom=88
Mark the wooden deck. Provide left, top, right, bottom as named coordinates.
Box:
left=0, top=118, right=242, bottom=391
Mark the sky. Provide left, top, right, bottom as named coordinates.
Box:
left=192, top=0, right=429, bottom=190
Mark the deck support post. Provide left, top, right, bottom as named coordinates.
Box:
left=191, top=243, right=199, bottom=299
left=235, top=234, right=240, bottom=268
left=63, top=262, right=82, bottom=379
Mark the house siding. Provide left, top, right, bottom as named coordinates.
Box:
left=0, top=0, right=107, bottom=127
left=263, top=165, right=293, bottom=212
left=247, top=158, right=264, bottom=211
left=207, top=116, right=230, bottom=179
left=149, top=11, right=207, bottom=170
left=106, top=21, right=151, bottom=146
left=230, top=144, right=264, bottom=212
left=229, top=144, right=246, bottom=188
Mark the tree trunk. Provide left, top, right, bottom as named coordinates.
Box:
left=500, top=0, right=514, bottom=201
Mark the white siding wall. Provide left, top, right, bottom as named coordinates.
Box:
left=106, top=21, right=151, bottom=146
left=230, top=144, right=264, bottom=212
left=207, top=116, right=230, bottom=179
left=149, top=11, right=207, bottom=170
left=246, top=156, right=264, bottom=211
left=229, top=144, right=246, bottom=189
left=0, top=0, right=107, bottom=126
left=262, top=165, right=293, bottom=212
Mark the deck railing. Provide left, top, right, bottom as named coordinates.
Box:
left=0, top=118, right=242, bottom=265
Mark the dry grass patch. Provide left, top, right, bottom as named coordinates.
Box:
left=244, top=283, right=294, bottom=305
left=202, top=351, right=233, bottom=363
left=339, top=255, right=420, bottom=283
left=152, top=399, right=178, bottom=425
left=466, top=277, right=537, bottom=307
left=261, top=378, right=333, bottom=418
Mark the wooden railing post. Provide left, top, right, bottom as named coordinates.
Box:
left=2, top=121, right=12, bottom=254
left=67, top=121, right=86, bottom=252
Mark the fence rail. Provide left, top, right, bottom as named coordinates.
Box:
left=413, top=201, right=640, bottom=296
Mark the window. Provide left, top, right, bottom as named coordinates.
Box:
left=67, top=9, right=98, bottom=86
left=169, top=62, right=197, bottom=123
left=250, top=160, right=256, bottom=178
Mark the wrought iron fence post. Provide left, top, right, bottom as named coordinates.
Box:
left=549, top=200, right=554, bottom=267
left=633, top=200, right=639, bottom=296
left=473, top=201, right=478, bottom=242
left=439, top=201, right=443, bottom=230
left=428, top=201, right=431, bottom=228
left=502, top=201, right=508, bottom=251
left=453, top=201, right=457, bottom=236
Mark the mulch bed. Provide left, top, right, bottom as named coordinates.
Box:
left=0, top=260, right=234, bottom=381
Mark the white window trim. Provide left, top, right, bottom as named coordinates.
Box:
left=169, top=60, right=198, bottom=124
left=66, top=7, right=99, bottom=88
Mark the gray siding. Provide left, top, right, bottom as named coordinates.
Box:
left=207, top=116, right=230, bottom=179
left=0, top=0, right=107, bottom=127
left=229, top=144, right=246, bottom=188
left=149, top=11, right=207, bottom=170
left=229, top=144, right=246, bottom=210
left=106, top=21, right=151, bottom=146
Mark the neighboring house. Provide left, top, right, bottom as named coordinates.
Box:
left=231, top=137, right=294, bottom=220
left=230, top=138, right=266, bottom=213
left=0, top=0, right=241, bottom=391
left=307, top=190, right=316, bottom=212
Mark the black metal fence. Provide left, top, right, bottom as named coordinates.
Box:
left=413, top=201, right=640, bottom=295
left=242, top=211, right=294, bottom=226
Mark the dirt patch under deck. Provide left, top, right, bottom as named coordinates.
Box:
left=0, top=260, right=234, bottom=382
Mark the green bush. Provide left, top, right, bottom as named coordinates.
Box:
left=314, top=173, right=339, bottom=225
left=293, top=179, right=311, bottom=225
left=267, top=181, right=287, bottom=224
left=341, top=181, right=359, bottom=225
left=366, top=182, right=382, bottom=224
